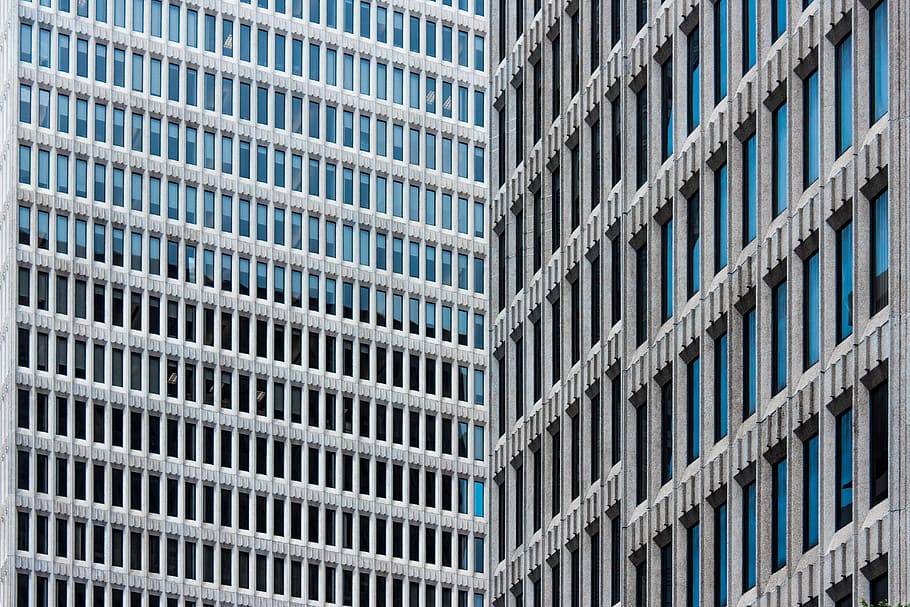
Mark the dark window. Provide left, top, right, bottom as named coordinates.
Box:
left=870, top=190, right=889, bottom=314
left=803, top=252, right=819, bottom=369
left=802, top=433, right=819, bottom=550
left=742, top=481, right=756, bottom=590
left=869, top=381, right=888, bottom=506
left=771, top=458, right=787, bottom=570
left=771, top=280, right=787, bottom=395
left=687, top=192, right=700, bottom=297
left=835, top=35, right=853, bottom=156
left=835, top=408, right=853, bottom=528
left=660, top=380, right=672, bottom=484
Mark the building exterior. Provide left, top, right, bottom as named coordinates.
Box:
left=1, top=0, right=490, bottom=602
left=491, top=1, right=908, bottom=606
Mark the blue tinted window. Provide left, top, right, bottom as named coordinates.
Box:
left=742, top=481, right=756, bottom=590
left=742, top=0, right=755, bottom=72
left=772, top=0, right=785, bottom=40
left=688, top=523, right=700, bottom=607
left=714, top=333, right=728, bottom=441
left=687, top=357, right=700, bottom=462
left=835, top=409, right=853, bottom=528
left=743, top=307, right=756, bottom=417
left=714, top=164, right=728, bottom=272
left=835, top=35, right=852, bottom=156
left=742, top=135, right=756, bottom=244
left=687, top=27, right=700, bottom=132
left=772, top=103, right=787, bottom=217
left=687, top=192, right=700, bottom=296
left=714, top=0, right=727, bottom=102
left=836, top=221, right=853, bottom=342
left=871, top=1, right=888, bottom=123
left=803, top=252, right=819, bottom=369
left=803, top=434, right=818, bottom=550
left=803, top=71, right=819, bottom=187
left=715, top=503, right=727, bottom=606
left=772, top=459, right=787, bottom=570
left=661, top=218, right=672, bottom=321
left=771, top=280, right=786, bottom=395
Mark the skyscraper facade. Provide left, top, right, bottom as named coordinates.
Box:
left=491, top=1, right=908, bottom=606
left=2, top=0, right=490, bottom=602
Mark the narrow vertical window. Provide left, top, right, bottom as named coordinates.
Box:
left=611, top=375, right=622, bottom=466
left=687, top=523, right=700, bottom=607
left=590, top=0, right=600, bottom=71
left=743, top=307, right=756, bottom=418
left=870, top=190, right=889, bottom=314
left=687, top=356, right=700, bottom=462
left=635, top=242, right=648, bottom=346
left=772, top=103, right=787, bottom=217
left=869, top=381, right=888, bottom=506
left=742, top=0, right=755, bottom=73
left=714, top=164, right=728, bottom=272
left=771, top=0, right=785, bottom=41
left=660, top=58, right=673, bottom=161
left=687, top=26, right=700, bottom=132
left=635, top=403, right=647, bottom=504
left=835, top=35, right=853, bottom=156
left=636, top=87, right=648, bottom=188
left=590, top=394, right=601, bottom=481
left=636, top=0, right=646, bottom=31
left=803, top=71, right=819, bottom=188
left=611, top=236, right=622, bottom=325
left=552, top=299, right=561, bottom=384
left=742, top=481, right=756, bottom=591
left=714, top=503, right=727, bottom=607
left=802, top=433, right=819, bottom=550
left=870, top=1, right=888, bottom=124
left=551, top=36, right=561, bottom=121
left=836, top=221, right=853, bottom=342
left=611, top=98, right=622, bottom=186
left=551, top=431, right=561, bottom=516
left=803, top=252, right=819, bottom=369
left=742, top=135, right=756, bottom=244
left=591, top=257, right=601, bottom=344
left=714, top=333, right=728, bottom=441
left=551, top=168, right=561, bottom=252
left=610, top=516, right=621, bottom=604
left=714, top=0, right=727, bottom=103
left=533, top=61, right=542, bottom=143
left=570, top=12, right=580, bottom=95
left=533, top=189, right=542, bottom=271
left=687, top=192, right=700, bottom=296
left=660, top=380, right=672, bottom=484
left=660, top=542, right=672, bottom=607
left=835, top=408, right=853, bottom=528
left=771, top=459, right=787, bottom=570
left=660, top=217, right=672, bottom=321
left=771, top=280, right=786, bottom=396
left=635, top=562, right=647, bottom=607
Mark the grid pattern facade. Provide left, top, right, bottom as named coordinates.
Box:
left=491, top=1, right=909, bottom=607
left=2, top=0, right=490, bottom=603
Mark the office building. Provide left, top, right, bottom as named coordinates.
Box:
left=2, top=0, right=489, bottom=603
left=491, top=1, right=907, bottom=606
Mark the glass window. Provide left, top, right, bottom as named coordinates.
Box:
left=836, top=221, right=853, bottom=342
left=772, top=0, right=785, bottom=40
left=771, top=459, right=787, bottom=570
left=803, top=433, right=818, bottom=551
left=742, top=0, right=755, bottom=73
left=742, top=134, right=756, bottom=244
left=714, top=164, right=727, bottom=272
left=714, top=503, right=727, bottom=606
left=660, top=217, right=672, bottom=321
left=687, top=27, right=699, bottom=132
left=870, top=190, right=889, bottom=314
left=714, top=0, right=727, bottom=103
left=869, top=380, right=888, bottom=507
left=870, top=1, right=888, bottom=124
left=660, top=57, right=673, bottom=160
left=772, top=103, right=787, bottom=217
left=771, top=281, right=786, bottom=395
left=803, top=252, right=819, bottom=369
left=743, top=307, right=756, bottom=418
left=742, top=481, right=756, bottom=591
left=803, top=70, right=819, bottom=188
left=835, top=408, right=853, bottom=528
left=687, top=357, right=700, bottom=463
left=714, top=333, right=727, bottom=441
left=835, top=35, right=853, bottom=156
left=687, top=193, right=700, bottom=297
